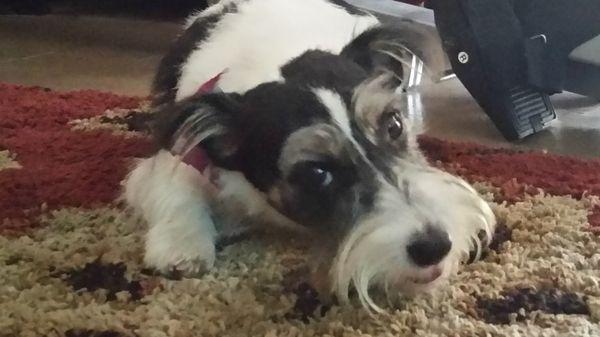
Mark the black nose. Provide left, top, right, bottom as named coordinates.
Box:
left=407, top=227, right=452, bottom=267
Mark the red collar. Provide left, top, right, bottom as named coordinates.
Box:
left=182, top=70, right=227, bottom=173
left=182, top=146, right=211, bottom=173
left=195, top=70, right=226, bottom=96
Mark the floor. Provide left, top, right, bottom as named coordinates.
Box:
left=1, top=15, right=599, bottom=158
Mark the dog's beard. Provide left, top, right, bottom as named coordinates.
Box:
left=330, top=168, right=496, bottom=313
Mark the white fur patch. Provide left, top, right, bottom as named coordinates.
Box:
left=176, top=0, right=378, bottom=99
left=313, top=88, right=354, bottom=139
left=313, top=87, right=375, bottom=164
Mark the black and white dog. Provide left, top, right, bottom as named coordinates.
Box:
left=124, top=0, right=496, bottom=311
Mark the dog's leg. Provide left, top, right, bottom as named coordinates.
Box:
left=210, top=169, right=307, bottom=237
left=124, top=150, right=217, bottom=276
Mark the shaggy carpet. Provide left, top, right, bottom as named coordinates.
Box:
left=1, top=83, right=599, bottom=337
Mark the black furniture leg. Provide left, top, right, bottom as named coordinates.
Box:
left=430, top=0, right=556, bottom=140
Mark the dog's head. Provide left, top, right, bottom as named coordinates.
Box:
left=155, top=23, right=494, bottom=311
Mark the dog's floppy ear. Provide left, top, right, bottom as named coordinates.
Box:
left=341, top=21, right=445, bottom=87
left=153, top=92, right=242, bottom=167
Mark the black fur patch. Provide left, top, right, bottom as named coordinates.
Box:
left=281, top=50, right=367, bottom=106
left=152, top=13, right=223, bottom=106
left=230, top=83, right=333, bottom=190
left=152, top=92, right=241, bottom=152
left=327, top=0, right=367, bottom=15
left=151, top=82, right=334, bottom=191
left=340, top=25, right=406, bottom=82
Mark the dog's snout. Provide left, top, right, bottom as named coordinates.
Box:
left=407, top=227, right=452, bottom=267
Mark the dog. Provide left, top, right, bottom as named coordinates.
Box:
left=124, top=0, right=496, bottom=311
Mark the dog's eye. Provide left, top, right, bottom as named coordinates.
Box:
left=387, top=110, right=404, bottom=140
left=289, top=162, right=334, bottom=189
left=306, top=165, right=333, bottom=187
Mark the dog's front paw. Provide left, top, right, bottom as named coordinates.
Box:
left=144, top=233, right=216, bottom=277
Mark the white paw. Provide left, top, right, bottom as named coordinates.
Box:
left=145, top=232, right=216, bottom=277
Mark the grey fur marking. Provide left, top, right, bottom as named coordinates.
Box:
left=402, top=179, right=411, bottom=205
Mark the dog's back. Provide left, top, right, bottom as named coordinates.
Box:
left=152, top=0, right=378, bottom=105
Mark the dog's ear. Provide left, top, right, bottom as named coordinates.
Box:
left=153, top=92, right=242, bottom=167
left=341, top=21, right=445, bottom=87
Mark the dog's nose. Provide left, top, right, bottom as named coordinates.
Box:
left=407, top=228, right=452, bottom=267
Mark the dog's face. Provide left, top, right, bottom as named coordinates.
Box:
left=156, top=24, right=495, bottom=311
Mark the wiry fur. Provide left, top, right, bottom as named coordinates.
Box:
left=123, top=0, right=497, bottom=312
left=332, top=165, right=495, bottom=312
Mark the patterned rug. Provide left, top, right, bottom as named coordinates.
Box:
left=1, top=83, right=599, bottom=337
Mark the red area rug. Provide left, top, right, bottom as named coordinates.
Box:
left=1, top=84, right=599, bottom=337
left=1, top=83, right=598, bottom=233
left=0, top=83, right=153, bottom=234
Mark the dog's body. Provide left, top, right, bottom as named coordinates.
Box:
left=124, top=0, right=496, bottom=311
